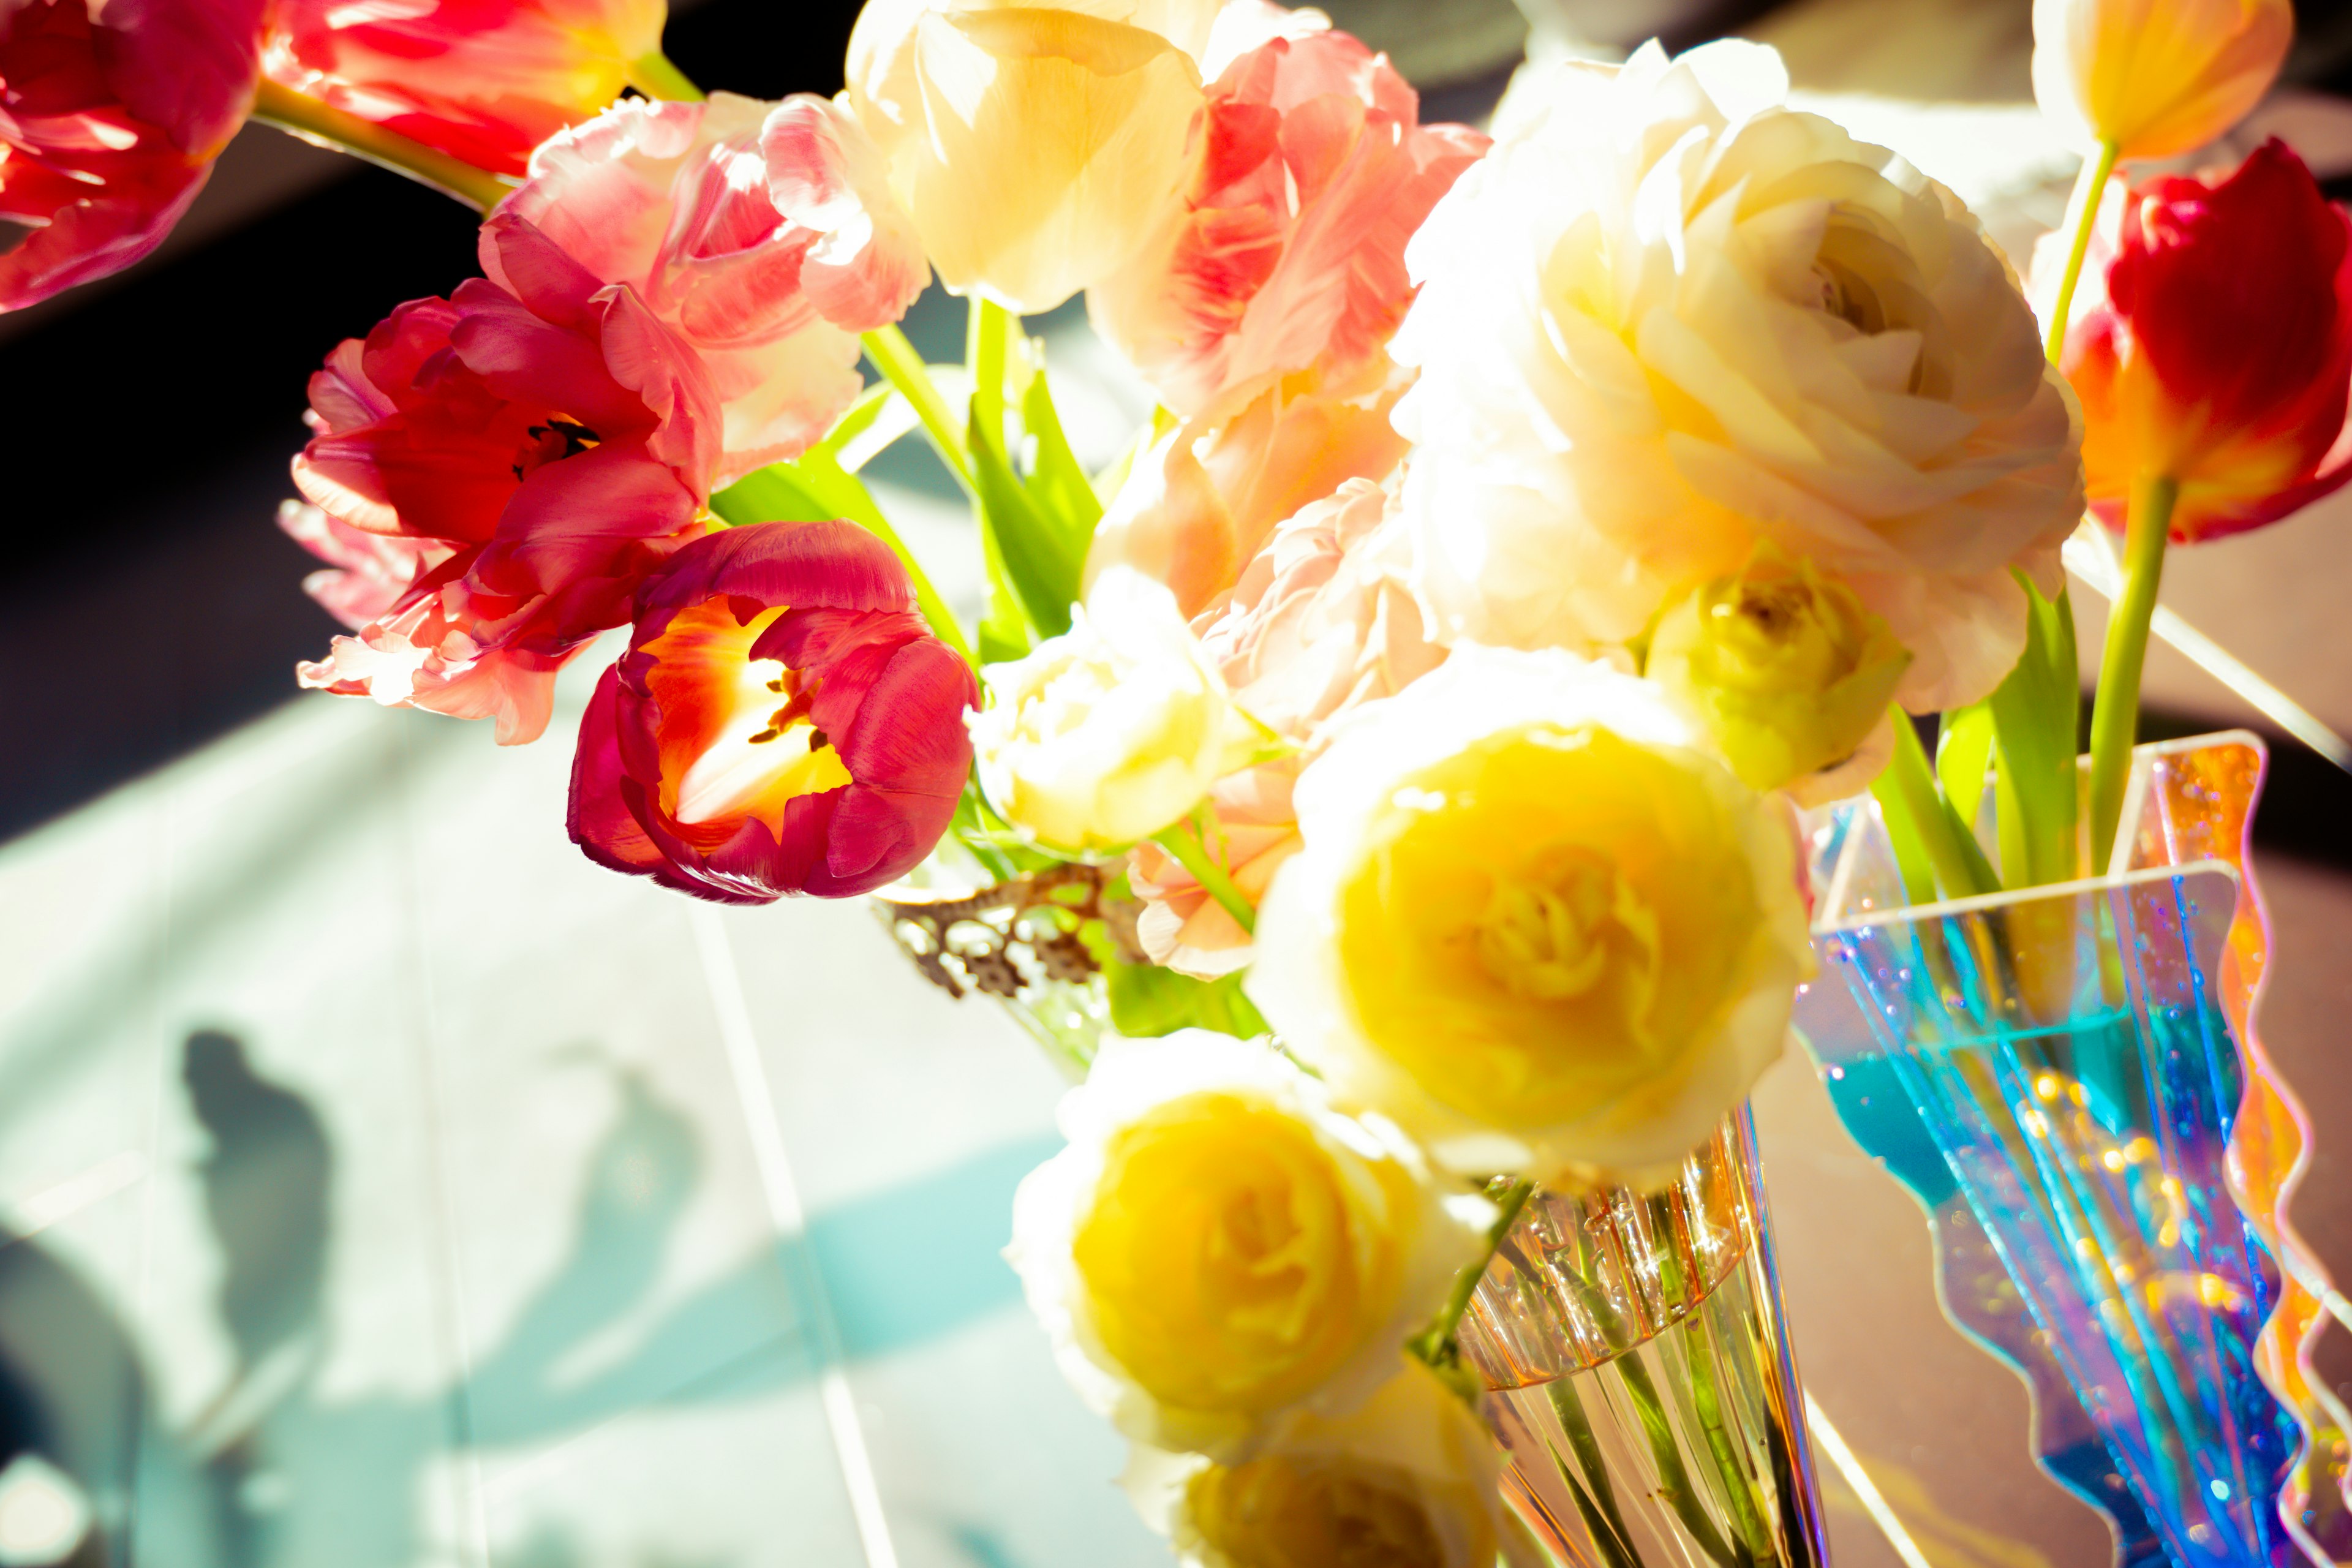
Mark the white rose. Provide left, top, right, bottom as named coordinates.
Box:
left=970, top=567, right=1268, bottom=853
left=1248, top=645, right=1811, bottom=1185
left=1006, top=1030, right=1493, bottom=1460
left=1123, top=1357, right=1526, bottom=1568
left=1390, top=40, right=2083, bottom=714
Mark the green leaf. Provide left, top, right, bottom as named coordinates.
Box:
left=969, top=405, right=1084, bottom=640
left=1986, top=576, right=2082, bottom=889
left=1104, top=961, right=1267, bottom=1041
left=1936, top=701, right=1997, bottom=834
left=1020, top=370, right=1104, bottom=539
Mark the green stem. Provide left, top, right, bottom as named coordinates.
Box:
left=968, top=298, right=1011, bottom=459
left=252, top=80, right=511, bottom=212
left=2087, top=474, right=2177, bottom=873
left=861, top=325, right=974, bottom=495
left=627, top=51, right=705, bottom=102
left=1873, top=709, right=1996, bottom=902
left=1411, top=1178, right=1536, bottom=1367
left=2045, top=140, right=2120, bottom=365
left=1150, top=812, right=1257, bottom=935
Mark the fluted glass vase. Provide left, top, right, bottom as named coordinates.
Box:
left=1791, top=732, right=2337, bottom=1567
left=1458, top=1110, right=1830, bottom=1568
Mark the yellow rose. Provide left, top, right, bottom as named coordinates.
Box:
left=1249, top=647, right=1811, bottom=1185
left=845, top=0, right=1219, bottom=312
left=1008, top=1031, right=1490, bottom=1459
left=2032, top=0, right=2291, bottom=160
left=970, top=567, right=1268, bottom=853
left=1644, top=543, right=1909, bottom=803
left=1125, top=1359, right=1512, bottom=1568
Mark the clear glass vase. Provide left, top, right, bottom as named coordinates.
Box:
left=1792, top=732, right=2328, bottom=1567
left=1457, top=1109, right=1830, bottom=1568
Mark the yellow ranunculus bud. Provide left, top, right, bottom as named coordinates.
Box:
left=2032, top=0, right=2292, bottom=160
left=1644, top=543, right=1909, bottom=801
left=1008, top=1032, right=1490, bottom=1460
left=970, top=567, right=1268, bottom=854
left=1250, top=647, right=1812, bottom=1186
left=1125, top=1359, right=1510, bottom=1568
left=845, top=0, right=1218, bottom=312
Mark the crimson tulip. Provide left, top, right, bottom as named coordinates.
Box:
left=568, top=519, right=976, bottom=902
left=1, top=0, right=266, bottom=309
left=293, top=211, right=721, bottom=744
left=2062, top=139, right=2352, bottom=543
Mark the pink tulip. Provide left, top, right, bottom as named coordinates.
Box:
left=294, top=213, right=722, bottom=744
left=569, top=519, right=976, bottom=902
left=492, top=92, right=928, bottom=480
left=1090, top=17, right=1487, bottom=417
left=278, top=499, right=455, bottom=628
left=262, top=0, right=666, bottom=178
left=1129, top=476, right=1446, bottom=973
left=1087, top=360, right=1411, bottom=618
left=1, top=0, right=266, bottom=309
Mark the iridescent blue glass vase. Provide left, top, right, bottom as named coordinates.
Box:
left=1792, top=733, right=2323, bottom=1568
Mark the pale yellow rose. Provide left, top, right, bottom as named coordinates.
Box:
left=845, top=0, right=1221, bottom=311
left=1644, top=542, right=1909, bottom=804
left=1124, top=1358, right=1520, bottom=1568
left=1008, top=1031, right=1492, bottom=1460
left=1391, top=41, right=2082, bottom=715
left=1249, top=646, right=1812, bottom=1185
left=970, top=567, right=1266, bottom=854
left=2032, top=0, right=2291, bottom=160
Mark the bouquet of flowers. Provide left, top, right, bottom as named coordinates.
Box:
left=11, top=0, right=2345, bottom=1558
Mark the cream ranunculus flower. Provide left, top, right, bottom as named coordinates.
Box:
left=1643, top=541, right=1909, bottom=805
left=2032, top=0, right=2291, bottom=162
left=845, top=0, right=1221, bottom=312
left=1390, top=40, right=2082, bottom=716
left=1008, top=1031, right=1493, bottom=1460
left=1124, top=1358, right=1520, bottom=1568
left=970, top=567, right=1268, bottom=854
left=1248, top=646, right=1812, bottom=1185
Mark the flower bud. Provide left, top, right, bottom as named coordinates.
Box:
left=1645, top=544, right=1909, bottom=799
left=845, top=0, right=1216, bottom=312
left=970, top=568, right=1267, bottom=854
left=2032, top=0, right=2291, bottom=160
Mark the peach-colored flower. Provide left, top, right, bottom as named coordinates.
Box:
left=2032, top=0, right=2291, bottom=162
left=1090, top=15, right=1486, bottom=417
left=1129, top=477, right=1445, bottom=975
left=494, top=91, right=927, bottom=481
left=277, top=499, right=454, bottom=629
left=1087, top=359, right=1410, bottom=619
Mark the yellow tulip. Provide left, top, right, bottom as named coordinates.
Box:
left=1643, top=543, right=1910, bottom=799
left=845, top=0, right=1217, bottom=312
left=2032, top=0, right=2292, bottom=160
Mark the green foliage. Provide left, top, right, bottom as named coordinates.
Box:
left=1935, top=701, right=1996, bottom=833
left=1985, top=576, right=2081, bottom=888
left=1104, top=960, right=1268, bottom=1041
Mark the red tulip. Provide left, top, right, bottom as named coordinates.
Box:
left=294, top=211, right=722, bottom=744
left=1, top=0, right=266, bottom=309
left=2060, top=140, right=2352, bottom=542
left=568, top=519, right=976, bottom=902
left=262, top=0, right=667, bottom=178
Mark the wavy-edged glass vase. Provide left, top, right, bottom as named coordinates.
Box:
left=1792, top=731, right=2345, bottom=1567
left=1458, top=1109, right=1831, bottom=1568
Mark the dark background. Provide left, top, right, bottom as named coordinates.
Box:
left=4, top=0, right=2351, bottom=852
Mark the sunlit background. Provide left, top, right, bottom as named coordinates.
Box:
left=4, top=0, right=2351, bottom=1564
